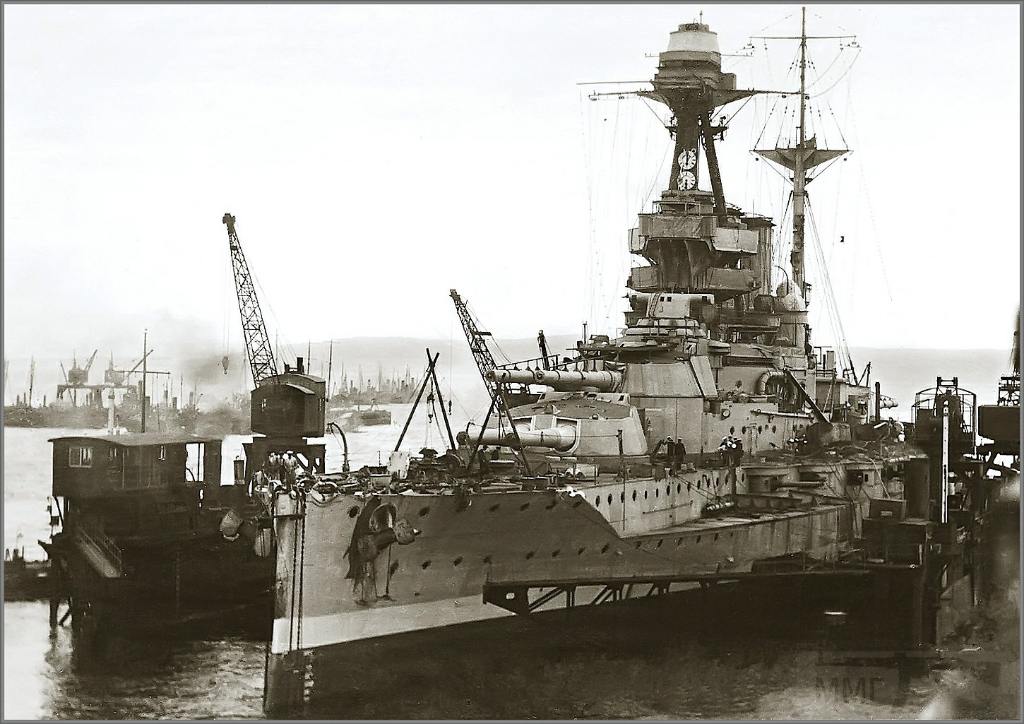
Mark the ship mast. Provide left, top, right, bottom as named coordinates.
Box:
left=752, top=6, right=854, bottom=304
left=793, top=7, right=808, bottom=301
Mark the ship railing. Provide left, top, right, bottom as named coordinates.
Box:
left=496, top=353, right=577, bottom=373
left=74, top=523, right=124, bottom=575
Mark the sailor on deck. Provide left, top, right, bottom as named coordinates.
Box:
left=266, top=452, right=282, bottom=481
left=718, top=435, right=742, bottom=467
left=282, top=452, right=299, bottom=486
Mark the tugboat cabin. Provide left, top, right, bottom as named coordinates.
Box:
left=50, top=433, right=222, bottom=538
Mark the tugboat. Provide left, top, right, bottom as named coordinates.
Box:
left=258, top=15, right=966, bottom=715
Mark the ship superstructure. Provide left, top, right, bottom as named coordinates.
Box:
left=261, top=16, right=939, bottom=715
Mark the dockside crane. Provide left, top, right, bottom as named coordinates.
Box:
left=221, top=212, right=326, bottom=478
left=449, top=289, right=528, bottom=471
left=222, top=213, right=278, bottom=387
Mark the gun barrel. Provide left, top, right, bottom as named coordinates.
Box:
left=470, top=425, right=577, bottom=452
left=487, top=369, right=622, bottom=391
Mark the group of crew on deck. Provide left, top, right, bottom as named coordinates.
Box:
left=260, top=451, right=302, bottom=486
left=651, top=434, right=745, bottom=472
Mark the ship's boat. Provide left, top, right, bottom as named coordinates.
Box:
left=262, top=18, right=936, bottom=715
left=354, top=401, right=392, bottom=427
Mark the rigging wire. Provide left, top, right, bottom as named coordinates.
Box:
left=804, top=46, right=845, bottom=91
left=809, top=48, right=861, bottom=98
left=806, top=195, right=854, bottom=372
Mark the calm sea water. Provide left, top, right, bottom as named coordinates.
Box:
left=3, top=352, right=1019, bottom=719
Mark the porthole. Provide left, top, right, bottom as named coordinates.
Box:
left=632, top=489, right=638, bottom=501
left=577, top=546, right=586, bottom=556
left=389, top=561, right=399, bottom=575
left=607, top=494, right=613, bottom=505
left=418, top=506, right=431, bottom=517
left=772, top=425, right=777, bottom=433
left=551, top=549, right=560, bottom=558
left=676, top=538, right=683, bottom=546
left=520, top=502, right=530, bottom=511
left=730, top=426, right=735, bottom=435
left=601, top=543, right=610, bottom=554
left=655, top=489, right=659, bottom=498
left=656, top=539, right=663, bottom=549
left=348, top=506, right=360, bottom=518
left=676, top=483, right=681, bottom=494
left=525, top=551, right=535, bottom=560
left=714, top=534, right=719, bottom=542
left=421, top=560, right=431, bottom=569
left=741, top=426, right=747, bottom=434
left=489, top=503, right=501, bottom=512
left=635, top=541, right=643, bottom=549
left=758, top=426, right=763, bottom=434
left=696, top=536, right=701, bottom=544
left=483, top=555, right=493, bottom=564
left=620, top=492, right=625, bottom=503
left=665, top=485, right=670, bottom=495
left=644, top=490, right=649, bottom=499
left=687, top=481, right=692, bottom=491
left=453, top=556, right=463, bottom=567
left=594, top=497, right=600, bottom=507
left=697, top=479, right=702, bottom=490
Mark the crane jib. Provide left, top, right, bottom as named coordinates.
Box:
left=223, top=213, right=279, bottom=387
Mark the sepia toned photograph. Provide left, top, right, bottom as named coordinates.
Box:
left=3, top=2, right=1020, bottom=720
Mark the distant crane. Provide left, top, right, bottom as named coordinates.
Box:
left=58, top=347, right=168, bottom=408
left=66, top=349, right=98, bottom=387
left=449, top=289, right=527, bottom=470
left=107, top=349, right=155, bottom=386
left=223, top=213, right=278, bottom=386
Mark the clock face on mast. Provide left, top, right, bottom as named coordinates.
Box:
left=679, top=170, right=697, bottom=190
left=678, top=149, right=697, bottom=170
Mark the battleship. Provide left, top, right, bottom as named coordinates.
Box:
left=249, top=15, right=1023, bottom=715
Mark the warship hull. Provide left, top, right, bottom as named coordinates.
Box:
left=264, top=459, right=898, bottom=714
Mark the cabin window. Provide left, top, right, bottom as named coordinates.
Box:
left=69, top=446, right=93, bottom=468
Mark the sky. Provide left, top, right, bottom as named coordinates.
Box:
left=4, top=3, right=1020, bottom=375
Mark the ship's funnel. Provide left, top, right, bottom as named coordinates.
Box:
left=487, top=369, right=622, bottom=392
left=470, top=424, right=577, bottom=452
